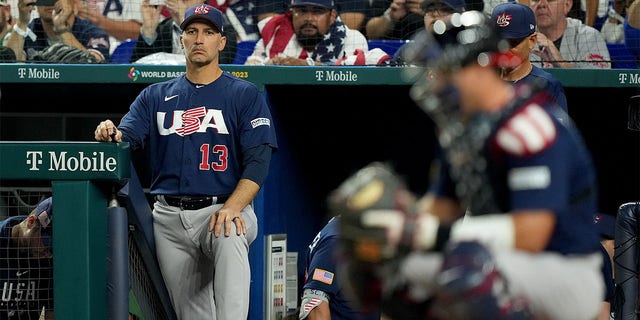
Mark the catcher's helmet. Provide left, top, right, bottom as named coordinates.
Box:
left=401, top=10, right=517, bottom=72
left=402, top=11, right=520, bottom=129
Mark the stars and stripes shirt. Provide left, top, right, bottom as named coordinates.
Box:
left=248, top=13, right=368, bottom=64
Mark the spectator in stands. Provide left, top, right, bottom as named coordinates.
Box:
left=0, top=0, right=17, bottom=61
left=131, top=0, right=279, bottom=64
left=244, top=0, right=368, bottom=66
left=529, top=0, right=611, bottom=68
left=597, top=0, right=626, bottom=43
left=624, top=0, right=640, bottom=61
left=225, top=0, right=269, bottom=42
left=492, top=2, right=569, bottom=112
left=260, top=0, right=369, bottom=33
left=390, top=0, right=465, bottom=64
left=481, top=0, right=509, bottom=16
left=334, top=0, right=369, bottom=33
left=4, top=0, right=110, bottom=62
left=365, top=0, right=425, bottom=40
left=129, top=0, right=207, bottom=64
left=252, top=0, right=289, bottom=33
left=0, top=196, right=54, bottom=320
left=0, top=0, right=14, bottom=43
left=75, top=0, right=144, bottom=54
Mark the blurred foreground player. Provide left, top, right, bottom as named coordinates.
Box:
left=335, top=11, right=603, bottom=319
left=299, top=213, right=381, bottom=320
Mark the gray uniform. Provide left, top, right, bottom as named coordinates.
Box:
left=153, top=198, right=258, bottom=320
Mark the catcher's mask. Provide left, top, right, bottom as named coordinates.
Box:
left=402, top=11, right=521, bottom=123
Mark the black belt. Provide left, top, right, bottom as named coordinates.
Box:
left=160, top=195, right=229, bottom=210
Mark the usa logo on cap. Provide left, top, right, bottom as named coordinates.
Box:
left=194, top=3, right=210, bottom=15
left=496, top=13, right=512, bottom=28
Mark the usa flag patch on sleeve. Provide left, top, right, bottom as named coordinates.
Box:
left=312, top=268, right=334, bottom=285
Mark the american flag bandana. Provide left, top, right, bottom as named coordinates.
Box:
left=309, top=16, right=346, bottom=64
left=312, top=268, right=334, bottom=285
left=260, top=13, right=347, bottom=64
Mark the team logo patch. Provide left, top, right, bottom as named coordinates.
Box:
left=251, top=117, right=270, bottom=128
left=508, top=166, right=551, bottom=190
left=194, top=4, right=210, bottom=15
left=495, top=13, right=512, bottom=28
left=312, top=268, right=334, bottom=285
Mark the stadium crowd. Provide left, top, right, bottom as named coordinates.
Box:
left=0, top=0, right=636, bottom=66
left=0, top=0, right=638, bottom=320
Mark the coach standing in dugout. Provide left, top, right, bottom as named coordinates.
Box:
left=94, top=4, right=278, bottom=319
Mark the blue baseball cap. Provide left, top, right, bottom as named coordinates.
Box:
left=34, top=197, right=53, bottom=247
left=35, top=197, right=52, bottom=229
left=180, top=4, right=225, bottom=33
left=421, top=0, right=466, bottom=13
left=290, top=0, right=335, bottom=9
left=491, top=2, right=536, bottom=39
left=593, top=213, right=616, bottom=240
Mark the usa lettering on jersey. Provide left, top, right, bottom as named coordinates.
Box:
left=157, top=107, right=229, bottom=136
left=1, top=280, right=38, bottom=310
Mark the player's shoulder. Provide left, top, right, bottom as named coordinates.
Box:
left=495, top=101, right=558, bottom=157
left=529, top=66, right=561, bottom=85
left=143, top=75, right=186, bottom=92
left=222, top=71, right=259, bottom=86
left=220, top=71, right=263, bottom=94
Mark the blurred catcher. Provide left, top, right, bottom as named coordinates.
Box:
left=334, top=10, right=603, bottom=320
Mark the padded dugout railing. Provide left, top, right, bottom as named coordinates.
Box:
left=0, top=141, right=131, bottom=320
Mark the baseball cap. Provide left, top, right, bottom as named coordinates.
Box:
left=290, top=0, right=335, bottom=9
left=491, top=2, right=536, bottom=39
left=35, top=197, right=53, bottom=229
left=34, top=197, right=53, bottom=247
left=421, top=0, right=466, bottom=13
left=180, top=3, right=225, bottom=33
left=593, top=213, right=616, bottom=240
left=34, top=0, right=57, bottom=6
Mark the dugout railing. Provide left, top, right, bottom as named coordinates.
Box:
left=0, top=141, right=131, bottom=320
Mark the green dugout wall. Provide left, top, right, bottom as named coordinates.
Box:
left=0, top=141, right=130, bottom=320
left=0, top=65, right=639, bottom=319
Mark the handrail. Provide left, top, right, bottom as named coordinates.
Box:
left=0, top=64, right=639, bottom=88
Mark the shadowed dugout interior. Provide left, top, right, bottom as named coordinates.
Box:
left=0, top=82, right=638, bottom=319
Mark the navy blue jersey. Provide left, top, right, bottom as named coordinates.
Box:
left=118, top=72, right=278, bottom=196
left=303, top=216, right=365, bottom=320
left=430, top=85, right=600, bottom=255
left=0, top=217, right=54, bottom=320
left=520, top=65, right=568, bottom=113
